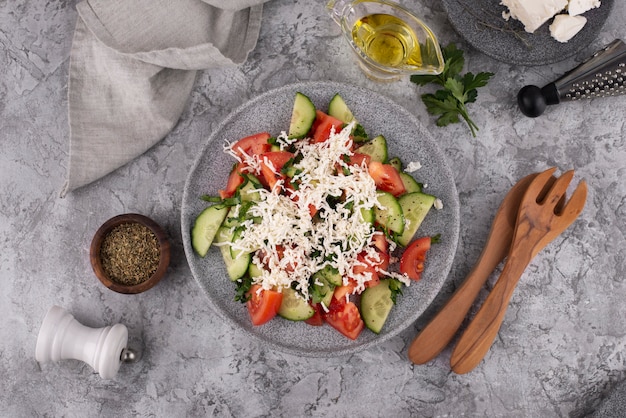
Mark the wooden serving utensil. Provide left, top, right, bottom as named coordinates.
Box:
left=450, top=168, right=587, bottom=374
left=408, top=173, right=538, bottom=365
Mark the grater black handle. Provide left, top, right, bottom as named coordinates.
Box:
left=518, top=39, right=626, bottom=117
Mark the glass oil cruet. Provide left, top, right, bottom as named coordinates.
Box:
left=327, top=0, right=444, bottom=81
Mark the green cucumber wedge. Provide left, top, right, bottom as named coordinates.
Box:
left=315, top=264, right=343, bottom=286
left=239, top=174, right=263, bottom=202
left=328, top=93, right=355, bottom=124
left=191, top=205, right=229, bottom=257
left=399, top=172, right=422, bottom=194
left=310, top=272, right=335, bottom=307
left=375, top=191, right=404, bottom=234
left=388, top=157, right=402, bottom=172
left=356, top=135, right=387, bottom=163
left=361, top=280, right=394, bottom=334
left=215, top=226, right=251, bottom=281
left=397, top=192, right=436, bottom=247
left=278, top=287, right=315, bottom=321
left=288, top=92, right=316, bottom=139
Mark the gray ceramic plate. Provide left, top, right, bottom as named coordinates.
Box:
left=442, top=0, right=614, bottom=66
left=181, top=81, right=460, bottom=357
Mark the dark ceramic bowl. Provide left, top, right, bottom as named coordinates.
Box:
left=90, top=213, right=170, bottom=294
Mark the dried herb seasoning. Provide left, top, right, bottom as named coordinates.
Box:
left=100, top=222, right=160, bottom=286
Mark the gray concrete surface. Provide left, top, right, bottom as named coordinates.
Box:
left=2, top=0, right=625, bottom=416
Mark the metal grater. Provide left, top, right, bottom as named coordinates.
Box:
left=518, top=39, right=626, bottom=117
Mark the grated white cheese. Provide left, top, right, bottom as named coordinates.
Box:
left=404, top=161, right=422, bottom=173
left=224, top=122, right=407, bottom=300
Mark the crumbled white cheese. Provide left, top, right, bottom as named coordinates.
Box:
left=433, top=198, right=444, bottom=210
left=501, top=0, right=568, bottom=33
left=226, top=122, right=408, bottom=299
left=568, top=0, right=600, bottom=16
left=500, top=0, right=601, bottom=42
left=550, top=14, right=587, bottom=42
left=404, top=161, right=422, bottom=173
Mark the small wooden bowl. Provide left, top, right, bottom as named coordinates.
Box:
left=90, top=214, right=170, bottom=294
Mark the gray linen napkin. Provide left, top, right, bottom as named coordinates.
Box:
left=61, top=0, right=270, bottom=196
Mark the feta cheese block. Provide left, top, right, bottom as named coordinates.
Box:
left=568, top=0, right=601, bottom=16
left=501, top=0, right=568, bottom=33
left=549, top=13, right=587, bottom=42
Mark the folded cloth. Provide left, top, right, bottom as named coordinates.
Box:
left=61, top=0, right=270, bottom=196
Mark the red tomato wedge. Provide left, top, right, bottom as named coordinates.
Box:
left=371, top=233, right=388, bottom=254
left=312, top=110, right=344, bottom=143
left=259, top=151, right=294, bottom=191
left=332, top=281, right=356, bottom=304
left=231, top=132, right=271, bottom=159
left=325, top=301, right=364, bottom=340
left=342, top=153, right=371, bottom=169
left=368, top=161, right=406, bottom=197
left=246, top=285, right=283, bottom=326
left=351, top=252, right=380, bottom=288
left=400, top=236, right=432, bottom=280
left=218, top=163, right=246, bottom=199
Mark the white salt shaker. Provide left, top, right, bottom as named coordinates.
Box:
left=35, top=305, right=136, bottom=379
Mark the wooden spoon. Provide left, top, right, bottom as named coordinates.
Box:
left=407, top=173, right=538, bottom=365
left=450, top=168, right=587, bottom=374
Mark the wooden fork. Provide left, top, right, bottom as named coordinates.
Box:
left=450, top=167, right=587, bottom=374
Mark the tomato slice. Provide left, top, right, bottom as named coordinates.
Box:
left=368, top=161, right=406, bottom=197
left=305, top=303, right=324, bottom=326
left=260, top=151, right=294, bottom=191
left=345, top=153, right=371, bottom=167
left=325, top=301, right=364, bottom=340
left=332, top=281, right=356, bottom=304
left=371, top=233, right=389, bottom=254
left=312, top=110, right=344, bottom=143
left=231, top=132, right=271, bottom=159
left=246, top=285, right=283, bottom=326
left=351, top=252, right=380, bottom=288
left=218, top=163, right=246, bottom=199
left=400, top=236, right=432, bottom=280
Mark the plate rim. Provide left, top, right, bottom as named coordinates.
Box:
left=181, top=81, right=460, bottom=357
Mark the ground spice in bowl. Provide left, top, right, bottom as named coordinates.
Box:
left=100, top=222, right=160, bottom=285
left=90, top=213, right=170, bottom=294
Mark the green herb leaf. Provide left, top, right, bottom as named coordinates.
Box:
left=442, top=43, right=465, bottom=79
left=410, top=43, right=493, bottom=137
left=234, top=275, right=253, bottom=303
left=387, top=279, right=404, bottom=305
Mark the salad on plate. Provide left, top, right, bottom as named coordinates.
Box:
left=190, top=92, right=441, bottom=340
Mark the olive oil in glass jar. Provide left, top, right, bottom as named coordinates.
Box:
left=351, top=13, right=423, bottom=68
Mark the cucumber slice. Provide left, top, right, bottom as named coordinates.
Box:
left=288, top=92, right=316, bottom=139
left=191, top=205, right=229, bottom=257
left=388, top=157, right=402, bottom=172
left=315, top=265, right=342, bottom=286
left=310, top=272, right=335, bottom=307
left=375, top=192, right=404, bottom=234
left=278, top=287, right=315, bottom=321
left=399, top=172, right=422, bottom=194
left=397, top=192, right=436, bottom=247
left=248, top=261, right=264, bottom=278
left=239, top=174, right=262, bottom=202
left=356, top=135, right=387, bottom=163
left=215, top=226, right=251, bottom=281
left=361, top=280, right=394, bottom=334
left=361, top=207, right=375, bottom=224
left=328, top=93, right=355, bottom=123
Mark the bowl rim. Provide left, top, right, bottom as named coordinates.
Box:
left=90, top=213, right=170, bottom=294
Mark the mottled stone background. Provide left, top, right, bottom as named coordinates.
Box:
left=1, top=0, right=625, bottom=416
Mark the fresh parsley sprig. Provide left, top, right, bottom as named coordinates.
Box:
left=410, top=43, right=494, bottom=138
